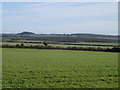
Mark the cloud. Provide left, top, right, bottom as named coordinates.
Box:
left=34, top=20, right=117, bottom=35
left=0, top=3, right=2, bottom=32
left=3, top=2, right=117, bottom=19
left=21, top=2, right=117, bottom=18
left=2, top=2, right=118, bottom=35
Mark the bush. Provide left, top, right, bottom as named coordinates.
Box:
left=1, top=44, right=120, bottom=52
left=43, top=42, right=48, bottom=47
left=20, top=43, right=24, bottom=47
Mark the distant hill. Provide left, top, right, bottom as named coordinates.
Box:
left=71, top=33, right=117, bottom=37
left=1, top=32, right=119, bottom=43
left=17, top=31, right=35, bottom=35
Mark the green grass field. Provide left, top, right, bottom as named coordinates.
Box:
left=0, top=48, right=2, bottom=89
left=2, top=48, right=118, bottom=88
left=1, top=42, right=117, bottom=48
left=71, top=42, right=119, bottom=46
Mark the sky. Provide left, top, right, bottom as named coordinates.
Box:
left=2, top=2, right=118, bottom=35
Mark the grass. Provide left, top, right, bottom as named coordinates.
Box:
left=1, top=42, right=115, bottom=48
left=0, top=48, right=2, bottom=89
left=2, top=48, right=118, bottom=88
left=71, top=42, right=119, bottom=46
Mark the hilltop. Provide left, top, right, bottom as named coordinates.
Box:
left=1, top=32, right=119, bottom=43
left=17, top=31, right=35, bottom=35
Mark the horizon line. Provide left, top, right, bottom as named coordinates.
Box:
left=1, top=32, right=119, bottom=36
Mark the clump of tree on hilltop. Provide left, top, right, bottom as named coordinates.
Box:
left=17, top=31, right=35, bottom=35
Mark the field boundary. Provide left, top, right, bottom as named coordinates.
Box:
left=1, top=44, right=120, bottom=53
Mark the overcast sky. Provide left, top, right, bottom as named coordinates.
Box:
left=2, top=2, right=118, bottom=35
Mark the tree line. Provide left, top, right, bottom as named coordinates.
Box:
left=1, top=43, right=120, bottom=52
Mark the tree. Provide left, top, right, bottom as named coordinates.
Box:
left=43, top=42, right=48, bottom=47
left=20, top=43, right=24, bottom=47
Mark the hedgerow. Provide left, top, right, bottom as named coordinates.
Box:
left=1, top=44, right=120, bottom=52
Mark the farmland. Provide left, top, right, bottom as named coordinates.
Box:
left=2, top=48, right=118, bottom=88
left=0, top=48, right=1, bottom=89
left=1, top=41, right=119, bottom=49
left=1, top=32, right=119, bottom=49
left=1, top=32, right=119, bottom=88
left=1, top=33, right=119, bottom=43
